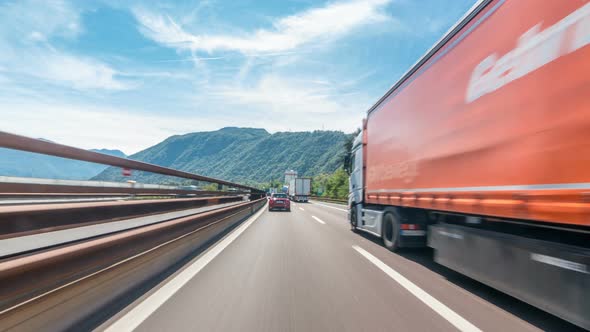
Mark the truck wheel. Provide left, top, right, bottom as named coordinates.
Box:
left=350, top=206, right=358, bottom=232
left=382, top=211, right=401, bottom=251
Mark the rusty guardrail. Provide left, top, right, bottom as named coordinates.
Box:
left=310, top=196, right=347, bottom=205
left=0, top=198, right=266, bottom=331
left=0, top=183, right=244, bottom=196
left=0, top=195, right=243, bottom=239
left=0, top=131, right=263, bottom=193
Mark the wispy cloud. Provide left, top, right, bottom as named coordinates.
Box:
left=153, top=51, right=306, bottom=63
left=128, top=0, right=390, bottom=137
left=0, top=88, right=365, bottom=154
left=0, top=0, right=130, bottom=91
left=36, top=52, right=131, bottom=90
left=1, top=101, right=230, bottom=154
left=216, top=76, right=342, bottom=113
left=0, top=0, right=82, bottom=43
left=0, top=0, right=475, bottom=153
left=134, top=0, right=393, bottom=54
left=211, top=74, right=369, bottom=131
left=154, top=56, right=226, bottom=63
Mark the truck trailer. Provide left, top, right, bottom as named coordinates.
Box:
left=289, top=178, right=311, bottom=202
left=348, top=0, right=589, bottom=329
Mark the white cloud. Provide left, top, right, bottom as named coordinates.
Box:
left=217, top=76, right=344, bottom=113
left=0, top=47, right=132, bottom=91
left=0, top=0, right=130, bottom=91
left=0, top=0, right=380, bottom=154
left=0, top=0, right=81, bottom=44
left=37, top=52, right=131, bottom=90
left=28, top=31, right=46, bottom=42
left=134, top=0, right=393, bottom=53
left=0, top=101, right=230, bottom=154
left=211, top=75, right=368, bottom=131
left=0, top=75, right=368, bottom=154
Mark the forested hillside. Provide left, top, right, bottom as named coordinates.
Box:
left=93, top=127, right=349, bottom=185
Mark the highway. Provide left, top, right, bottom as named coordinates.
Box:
left=101, top=201, right=583, bottom=332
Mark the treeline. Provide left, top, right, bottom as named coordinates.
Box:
left=311, top=168, right=349, bottom=199
left=311, top=128, right=358, bottom=199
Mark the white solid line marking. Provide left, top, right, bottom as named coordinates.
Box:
left=105, top=205, right=267, bottom=332
left=313, top=201, right=348, bottom=212
left=352, top=245, right=481, bottom=332
left=299, top=207, right=305, bottom=211
left=312, top=216, right=326, bottom=224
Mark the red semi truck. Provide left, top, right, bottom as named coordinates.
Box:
left=348, top=0, right=589, bottom=329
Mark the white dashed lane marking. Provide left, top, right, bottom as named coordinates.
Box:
left=352, top=245, right=481, bottom=332
left=312, top=216, right=326, bottom=224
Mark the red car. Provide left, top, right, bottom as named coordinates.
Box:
left=268, top=193, right=290, bottom=212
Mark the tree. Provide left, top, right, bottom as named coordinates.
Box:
left=202, top=183, right=219, bottom=191
left=258, top=179, right=284, bottom=191
left=324, top=167, right=349, bottom=199
left=312, top=173, right=330, bottom=196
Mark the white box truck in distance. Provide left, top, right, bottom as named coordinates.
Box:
left=289, top=178, right=311, bottom=202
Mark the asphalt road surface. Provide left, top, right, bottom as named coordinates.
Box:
left=103, top=200, right=584, bottom=332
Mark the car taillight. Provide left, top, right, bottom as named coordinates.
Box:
left=400, top=224, right=420, bottom=230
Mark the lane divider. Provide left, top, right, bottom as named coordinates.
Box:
left=312, top=216, right=326, bottom=225
left=105, top=203, right=267, bottom=332
left=312, top=202, right=347, bottom=212
left=352, top=245, right=481, bottom=332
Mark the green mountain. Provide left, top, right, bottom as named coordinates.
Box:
left=0, top=147, right=126, bottom=180
left=93, top=127, right=349, bottom=185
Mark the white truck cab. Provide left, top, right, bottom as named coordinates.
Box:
left=348, top=131, right=385, bottom=238
left=348, top=130, right=426, bottom=250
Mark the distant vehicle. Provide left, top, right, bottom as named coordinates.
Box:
left=288, top=178, right=311, bottom=202
left=177, top=185, right=198, bottom=197
left=268, top=193, right=290, bottom=212
left=348, top=1, right=589, bottom=329
left=180, top=185, right=197, bottom=191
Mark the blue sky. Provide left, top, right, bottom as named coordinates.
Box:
left=0, top=0, right=476, bottom=154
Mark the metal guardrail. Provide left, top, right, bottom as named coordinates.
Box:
left=0, top=195, right=243, bottom=239
left=310, top=196, right=347, bottom=205
left=0, top=198, right=266, bottom=331
left=0, top=131, right=263, bottom=193
left=0, top=176, right=249, bottom=197
left=0, top=131, right=268, bottom=330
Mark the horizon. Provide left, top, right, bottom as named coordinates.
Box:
left=0, top=0, right=476, bottom=154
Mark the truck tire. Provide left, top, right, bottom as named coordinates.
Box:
left=382, top=211, right=401, bottom=251
left=350, top=206, right=358, bottom=232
